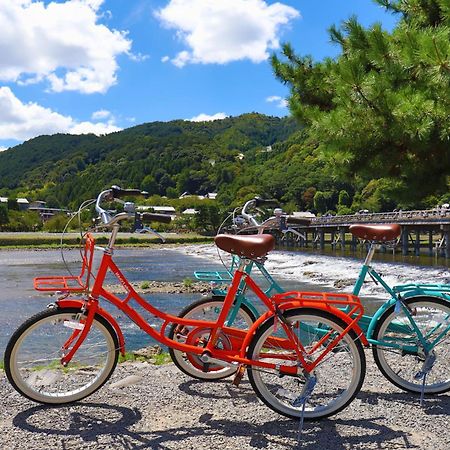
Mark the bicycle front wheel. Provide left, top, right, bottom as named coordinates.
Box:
left=372, top=296, right=450, bottom=394
left=247, top=308, right=365, bottom=420
left=5, top=306, right=119, bottom=404
left=168, top=296, right=256, bottom=380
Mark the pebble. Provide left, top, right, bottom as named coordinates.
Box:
left=0, top=355, right=449, bottom=449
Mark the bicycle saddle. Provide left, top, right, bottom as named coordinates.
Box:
left=215, top=234, right=275, bottom=258
left=349, top=224, right=401, bottom=241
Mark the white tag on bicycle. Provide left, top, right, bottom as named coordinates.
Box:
left=63, top=320, right=85, bottom=331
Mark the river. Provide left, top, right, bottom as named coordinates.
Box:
left=1, top=245, right=449, bottom=358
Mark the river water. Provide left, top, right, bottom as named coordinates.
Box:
left=1, top=245, right=449, bottom=358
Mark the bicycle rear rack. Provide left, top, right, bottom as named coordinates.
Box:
left=34, top=233, right=96, bottom=293
left=272, top=291, right=365, bottom=324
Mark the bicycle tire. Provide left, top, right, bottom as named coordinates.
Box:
left=5, top=306, right=119, bottom=404
left=168, top=296, right=256, bottom=380
left=247, top=308, right=366, bottom=420
left=372, top=296, right=450, bottom=394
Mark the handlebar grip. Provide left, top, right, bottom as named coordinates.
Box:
left=140, top=213, right=172, bottom=224
left=111, top=185, right=149, bottom=199
left=254, top=197, right=279, bottom=208
left=286, top=216, right=311, bottom=226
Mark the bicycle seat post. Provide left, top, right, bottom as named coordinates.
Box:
left=363, top=243, right=377, bottom=266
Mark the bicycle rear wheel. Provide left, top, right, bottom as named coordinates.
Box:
left=169, top=296, right=256, bottom=380
left=372, top=296, right=450, bottom=394
left=247, top=308, right=365, bottom=420
left=5, top=306, right=119, bottom=404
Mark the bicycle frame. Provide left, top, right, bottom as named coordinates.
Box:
left=353, top=245, right=450, bottom=352
left=35, top=234, right=365, bottom=377
left=197, top=243, right=450, bottom=356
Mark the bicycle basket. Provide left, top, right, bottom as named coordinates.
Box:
left=34, top=233, right=96, bottom=293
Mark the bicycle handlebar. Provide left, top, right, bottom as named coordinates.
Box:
left=239, top=197, right=310, bottom=234
left=95, top=186, right=171, bottom=227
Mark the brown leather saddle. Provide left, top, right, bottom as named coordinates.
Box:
left=214, top=234, right=275, bottom=259
left=349, top=224, right=401, bottom=241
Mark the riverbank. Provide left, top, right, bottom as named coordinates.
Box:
left=1, top=355, right=448, bottom=449
left=0, top=232, right=213, bottom=249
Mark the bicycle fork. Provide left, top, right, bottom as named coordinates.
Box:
left=58, top=298, right=98, bottom=367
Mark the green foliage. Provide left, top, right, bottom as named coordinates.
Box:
left=338, top=190, right=351, bottom=207
left=194, top=204, right=221, bottom=234
left=272, top=0, right=450, bottom=207
left=6, top=210, right=41, bottom=232
left=43, top=214, right=69, bottom=232
left=0, top=205, right=8, bottom=227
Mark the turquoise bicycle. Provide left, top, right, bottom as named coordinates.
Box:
left=169, top=198, right=450, bottom=399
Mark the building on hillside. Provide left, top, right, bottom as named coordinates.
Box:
left=206, top=193, right=218, bottom=200
left=17, top=198, right=29, bottom=210
left=182, top=208, right=199, bottom=215
left=28, top=201, right=70, bottom=220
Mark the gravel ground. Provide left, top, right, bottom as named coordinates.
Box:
left=1, top=354, right=449, bottom=450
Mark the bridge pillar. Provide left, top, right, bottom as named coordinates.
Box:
left=401, top=226, right=409, bottom=256
left=340, top=228, right=346, bottom=250
left=428, top=230, right=433, bottom=256
left=351, top=234, right=357, bottom=251
left=414, top=230, right=421, bottom=256
left=444, top=226, right=450, bottom=258
left=319, top=229, right=325, bottom=250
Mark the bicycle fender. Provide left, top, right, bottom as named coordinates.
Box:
left=55, top=299, right=126, bottom=355
left=278, top=301, right=369, bottom=347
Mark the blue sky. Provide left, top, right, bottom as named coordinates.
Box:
left=0, top=0, right=398, bottom=150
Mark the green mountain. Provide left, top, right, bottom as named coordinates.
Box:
left=0, top=113, right=300, bottom=209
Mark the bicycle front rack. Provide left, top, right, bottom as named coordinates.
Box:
left=34, top=233, right=96, bottom=293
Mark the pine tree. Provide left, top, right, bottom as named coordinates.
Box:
left=272, top=0, right=450, bottom=207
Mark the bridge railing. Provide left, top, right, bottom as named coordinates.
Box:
left=310, top=208, right=450, bottom=226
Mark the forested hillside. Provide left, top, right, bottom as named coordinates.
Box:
left=0, top=114, right=300, bottom=210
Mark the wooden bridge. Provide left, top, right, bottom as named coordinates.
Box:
left=278, top=208, right=450, bottom=259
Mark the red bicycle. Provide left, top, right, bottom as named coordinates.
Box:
left=5, top=186, right=366, bottom=420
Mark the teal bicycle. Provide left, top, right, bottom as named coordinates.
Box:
left=169, top=198, right=450, bottom=399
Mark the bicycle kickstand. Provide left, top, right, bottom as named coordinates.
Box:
left=293, top=375, right=317, bottom=441
left=414, top=351, right=436, bottom=407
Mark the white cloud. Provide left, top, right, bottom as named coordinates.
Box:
left=91, top=109, right=112, bottom=120
left=0, top=87, right=121, bottom=141
left=161, top=56, right=170, bottom=63
left=0, top=146, right=8, bottom=152
left=266, top=95, right=288, bottom=108
left=189, top=112, right=228, bottom=122
left=0, top=0, right=131, bottom=94
left=156, top=0, right=299, bottom=67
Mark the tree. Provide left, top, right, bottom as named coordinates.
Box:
left=338, top=190, right=351, bottom=207
left=0, top=204, right=8, bottom=227
left=272, top=0, right=450, bottom=207
left=313, top=191, right=328, bottom=214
